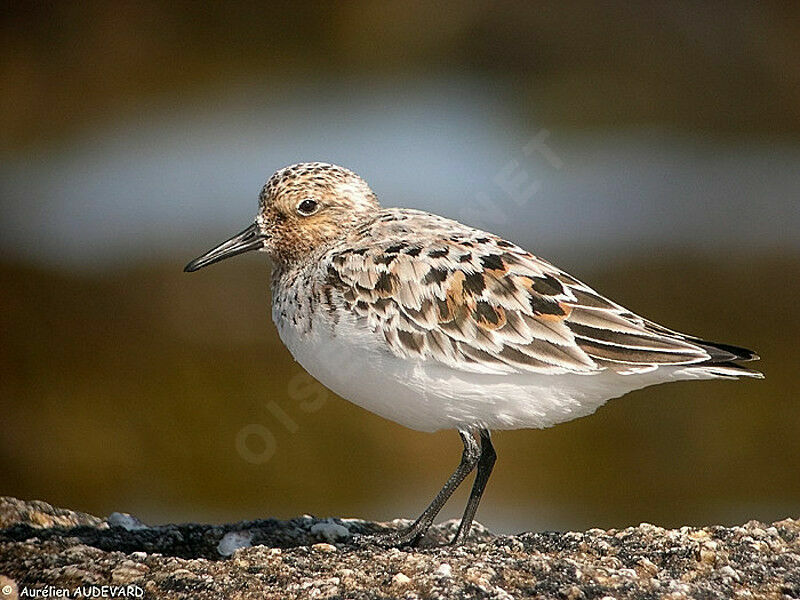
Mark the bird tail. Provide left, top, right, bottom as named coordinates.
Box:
left=687, top=338, right=763, bottom=379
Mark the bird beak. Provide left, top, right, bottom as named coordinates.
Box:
left=184, top=223, right=266, bottom=272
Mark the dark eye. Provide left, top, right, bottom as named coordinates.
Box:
left=296, top=198, right=319, bottom=216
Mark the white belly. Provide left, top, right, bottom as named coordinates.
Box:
left=273, top=309, right=700, bottom=432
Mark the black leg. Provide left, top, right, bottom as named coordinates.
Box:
left=451, top=429, right=496, bottom=545
left=365, top=429, right=480, bottom=547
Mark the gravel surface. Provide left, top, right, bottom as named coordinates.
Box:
left=1, top=496, right=798, bottom=599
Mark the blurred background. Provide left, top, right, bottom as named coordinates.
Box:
left=2, top=2, right=799, bottom=534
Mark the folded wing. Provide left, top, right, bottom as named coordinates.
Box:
left=323, top=211, right=758, bottom=377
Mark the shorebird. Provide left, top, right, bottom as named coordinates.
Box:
left=185, top=162, right=762, bottom=547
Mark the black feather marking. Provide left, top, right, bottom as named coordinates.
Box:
left=428, top=248, right=449, bottom=258
left=530, top=295, right=566, bottom=316
left=693, top=339, right=760, bottom=362
left=424, top=267, right=449, bottom=285
left=473, top=301, right=500, bottom=326
left=532, top=274, right=564, bottom=296
left=385, top=243, right=407, bottom=254
left=374, top=272, right=395, bottom=294
left=374, top=254, right=396, bottom=265
left=463, top=272, right=486, bottom=295
left=480, top=254, right=505, bottom=271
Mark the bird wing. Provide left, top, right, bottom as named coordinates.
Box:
left=324, top=211, right=715, bottom=376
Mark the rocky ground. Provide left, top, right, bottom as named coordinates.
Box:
left=0, top=497, right=798, bottom=599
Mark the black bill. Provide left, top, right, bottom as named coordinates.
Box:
left=184, top=223, right=265, bottom=272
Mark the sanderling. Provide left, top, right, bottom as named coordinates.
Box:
left=185, top=162, right=762, bottom=546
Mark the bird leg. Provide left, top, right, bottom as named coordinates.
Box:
left=360, top=429, right=480, bottom=547
left=450, top=428, right=496, bottom=545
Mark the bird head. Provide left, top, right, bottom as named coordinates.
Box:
left=184, top=162, right=379, bottom=272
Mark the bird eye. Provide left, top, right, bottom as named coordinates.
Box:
left=296, top=198, right=320, bottom=216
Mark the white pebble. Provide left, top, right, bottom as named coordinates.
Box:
left=310, top=518, right=351, bottom=542
left=436, top=563, right=452, bottom=578
left=217, top=530, right=253, bottom=557
left=107, top=512, right=148, bottom=531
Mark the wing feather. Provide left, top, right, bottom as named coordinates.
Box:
left=321, top=210, right=731, bottom=376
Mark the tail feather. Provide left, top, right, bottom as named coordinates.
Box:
left=693, top=338, right=760, bottom=362
left=692, top=360, right=764, bottom=379
left=685, top=338, right=763, bottom=379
